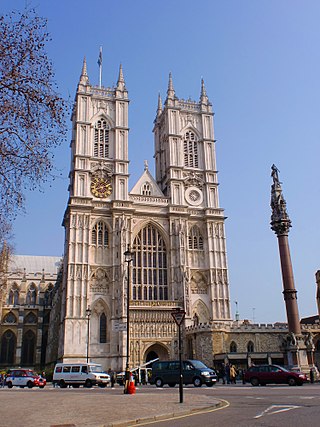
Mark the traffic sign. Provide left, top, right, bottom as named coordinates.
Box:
left=171, top=309, right=185, bottom=326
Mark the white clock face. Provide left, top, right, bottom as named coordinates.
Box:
left=185, top=187, right=203, bottom=206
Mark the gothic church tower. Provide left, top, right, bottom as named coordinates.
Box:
left=153, top=74, right=231, bottom=324
left=55, top=60, right=231, bottom=371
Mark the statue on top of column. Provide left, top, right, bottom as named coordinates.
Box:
left=270, top=164, right=292, bottom=235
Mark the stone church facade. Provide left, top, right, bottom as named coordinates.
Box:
left=1, top=60, right=320, bottom=373
left=45, top=60, right=231, bottom=371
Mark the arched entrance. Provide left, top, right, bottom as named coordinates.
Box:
left=144, top=343, right=170, bottom=366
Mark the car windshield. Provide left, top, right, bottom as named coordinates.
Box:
left=26, top=371, right=37, bottom=377
left=190, top=360, right=208, bottom=370
left=89, top=365, right=104, bottom=373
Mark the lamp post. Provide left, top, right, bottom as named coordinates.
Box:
left=86, top=306, right=92, bottom=363
left=124, top=245, right=134, bottom=394
left=171, top=307, right=186, bottom=403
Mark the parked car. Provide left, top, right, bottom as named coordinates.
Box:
left=5, top=369, right=46, bottom=389
left=53, top=362, right=110, bottom=388
left=244, top=364, right=307, bottom=386
left=151, top=360, right=217, bottom=387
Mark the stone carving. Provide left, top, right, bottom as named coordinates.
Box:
left=90, top=268, right=110, bottom=294
left=270, top=164, right=292, bottom=235
left=183, top=171, right=204, bottom=189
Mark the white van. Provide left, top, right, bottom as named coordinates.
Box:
left=53, top=363, right=110, bottom=388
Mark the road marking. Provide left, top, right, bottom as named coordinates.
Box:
left=299, top=396, right=315, bottom=399
left=130, top=399, right=230, bottom=426
left=254, top=405, right=301, bottom=419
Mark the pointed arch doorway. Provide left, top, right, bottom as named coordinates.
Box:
left=144, top=343, right=169, bottom=367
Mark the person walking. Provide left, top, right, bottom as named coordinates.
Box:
left=225, top=363, right=231, bottom=384
left=230, top=364, right=237, bottom=384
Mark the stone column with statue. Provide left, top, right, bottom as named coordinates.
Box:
left=270, top=165, right=311, bottom=371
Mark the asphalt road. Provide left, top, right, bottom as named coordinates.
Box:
left=1, top=382, right=320, bottom=427
left=137, top=383, right=320, bottom=427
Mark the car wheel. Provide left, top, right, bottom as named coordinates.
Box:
left=288, top=377, right=297, bottom=386
left=98, top=384, right=106, bottom=388
left=7, top=382, right=13, bottom=389
left=84, top=379, right=92, bottom=388
left=59, top=380, right=67, bottom=388
left=155, top=378, right=163, bottom=388
left=250, top=377, right=259, bottom=387
left=27, top=381, right=33, bottom=389
left=168, top=383, right=176, bottom=387
left=193, top=377, right=202, bottom=387
left=39, top=385, right=45, bottom=389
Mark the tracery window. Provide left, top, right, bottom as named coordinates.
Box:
left=94, top=119, right=110, bottom=158
left=141, top=182, right=151, bottom=196
left=132, top=224, right=168, bottom=301
left=44, top=284, right=54, bottom=307
left=0, top=330, right=16, bottom=364
left=3, top=312, right=17, bottom=324
left=26, top=284, right=37, bottom=305
left=230, top=341, right=237, bottom=353
left=24, top=312, right=37, bottom=324
left=188, top=226, right=204, bottom=250
left=99, top=313, right=107, bottom=343
left=247, top=341, right=254, bottom=353
left=8, top=285, right=19, bottom=305
left=21, top=330, right=36, bottom=365
left=91, top=222, right=109, bottom=247
left=184, top=131, right=198, bottom=168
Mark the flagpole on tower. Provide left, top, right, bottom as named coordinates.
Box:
left=98, top=46, right=102, bottom=88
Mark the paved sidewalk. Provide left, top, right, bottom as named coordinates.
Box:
left=0, top=387, right=222, bottom=427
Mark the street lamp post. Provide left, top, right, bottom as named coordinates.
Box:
left=124, top=245, right=134, bottom=394
left=86, top=306, right=92, bottom=363
left=171, top=307, right=186, bottom=404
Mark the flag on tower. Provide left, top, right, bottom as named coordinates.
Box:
left=97, top=46, right=103, bottom=67
left=98, top=46, right=103, bottom=88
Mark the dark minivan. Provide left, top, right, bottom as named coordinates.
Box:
left=151, top=359, right=217, bottom=387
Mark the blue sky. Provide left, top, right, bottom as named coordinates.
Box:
left=2, top=0, right=320, bottom=324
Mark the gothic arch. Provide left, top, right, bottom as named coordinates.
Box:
left=91, top=298, right=111, bottom=344
left=192, top=299, right=210, bottom=324
left=132, top=219, right=169, bottom=248
left=90, top=112, right=114, bottom=129
left=8, top=283, right=20, bottom=305
left=26, top=283, right=37, bottom=305
left=0, top=329, right=16, bottom=364
left=21, top=329, right=36, bottom=365
left=132, top=222, right=168, bottom=301
left=180, top=123, right=201, bottom=140
left=143, top=343, right=170, bottom=364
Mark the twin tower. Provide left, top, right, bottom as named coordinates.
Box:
left=48, top=59, right=231, bottom=370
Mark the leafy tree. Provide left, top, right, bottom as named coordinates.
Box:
left=0, top=8, right=68, bottom=242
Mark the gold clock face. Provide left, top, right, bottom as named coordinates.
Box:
left=90, top=177, right=112, bottom=198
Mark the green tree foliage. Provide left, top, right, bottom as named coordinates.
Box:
left=0, top=8, right=68, bottom=242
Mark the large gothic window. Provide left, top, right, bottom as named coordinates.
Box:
left=94, top=119, right=110, bottom=158
left=132, top=224, right=168, bottom=301
left=8, top=284, right=19, bottom=305
left=99, top=313, right=107, bottom=343
left=0, top=330, right=16, bottom=364
left=91, top=222, right=109, bottom=247
left=26, top=284, right=37, bottom=305
left=184, top=131, right=198, bottom=168
left=21, top=330, right=36, bottom=365
left=44, top=284, right=54, bottom=307
left=188, top=226, right=204, bottom=250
